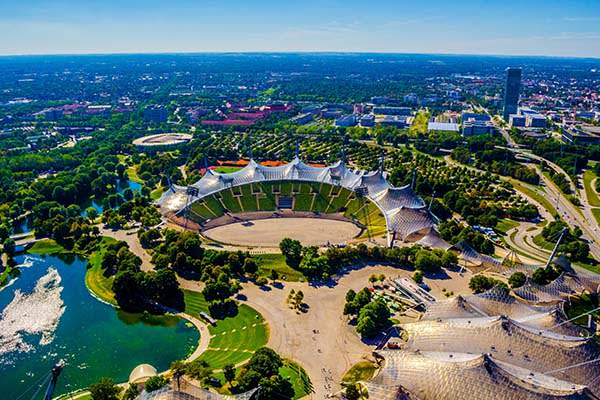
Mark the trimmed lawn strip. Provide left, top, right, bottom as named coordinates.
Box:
left=213, top=166, right=242, bottom=174
left=280, top=359, right=314, bottom=399
left=127, top=166, right=144, bottom=184
left=592, top=208, right=600, bottom=227
left=84, top=236, right=118, bottom=305
left=342, top=360, right=378, bottom=383
left=495, top=219, right=519, bottom=236
left=510, top=179, right=558, bottom=217
left=254, top=253, right=305, bottom=281
left=28, top=239, right=66, bottom=254
left=183, top=290, right=269, bottom=370
left=531, top=233, right=555, bottom=252
left=583, top=170, right=600, bottom=207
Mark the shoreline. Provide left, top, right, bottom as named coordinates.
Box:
left=17, top=248, right=208, bottom=399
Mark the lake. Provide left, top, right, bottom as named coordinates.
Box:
left=0, top=252, right=199, bottom=399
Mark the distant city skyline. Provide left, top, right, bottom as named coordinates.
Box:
left=1, top=0, right=600, bottom=57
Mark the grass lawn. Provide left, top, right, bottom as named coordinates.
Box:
left=84, top=236, right=118, bottom=305
left=342, top=360, right=378, bottom=383
left=28, top=239, right=65, bottom=254
left=495, top=218, right=519, bottom=236
left=211, top=359, right=312, bottom=399
left=564, top=294, right=598, bottom=327
left=593, top=208, right=600, bottom=227
left=575, top=261, right=600, bottom=275
left=254, top=253, right=305, bottom=281
left=213, top=166, right=242, bottom=174
left=280, top=359, right=313, bottom=399
left=150, top=186, right=165, bottom=200
left=531, top=233, right=555, bottom=252
left=408, top=110, right=430, bottom=135
left=183, top=290, right=269, bottom=370
left=583, top=170, right=600, bottom=207
left=127, top=166, right=144, bottom=184
left=510, top=179, right=558, bottom=217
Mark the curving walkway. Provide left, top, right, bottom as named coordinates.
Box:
left=239, top=265, right=472, bottom=399
left=99, top=226, right=154, bottom=271
left=179, top=311, right=211, bottom=362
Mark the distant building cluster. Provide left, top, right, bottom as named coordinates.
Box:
left=461, top=112, right=494, bottom=136
left=201, top=103, right=292, bottom=127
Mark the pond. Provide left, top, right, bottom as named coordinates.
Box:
left=0, top=253, right=199, bottom=399
left=81, top=179, right=143, bottom=217
left=11, top=179, right=144, bottom=232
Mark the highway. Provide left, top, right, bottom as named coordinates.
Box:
left=488, top=117, right=600, bottom=260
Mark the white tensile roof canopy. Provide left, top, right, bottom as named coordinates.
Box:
left=157, top=157, right=437, bottom=245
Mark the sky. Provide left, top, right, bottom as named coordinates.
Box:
left=1, top=0, right=600, bottom=57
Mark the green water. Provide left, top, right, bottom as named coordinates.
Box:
left=0, top=253, right=199, bottom=399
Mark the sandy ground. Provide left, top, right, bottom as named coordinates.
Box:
left=239, top=264, right=473, bottom=399
left=202, top=218, right=361, bottom=247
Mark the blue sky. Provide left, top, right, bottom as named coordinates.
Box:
left=1, top=0, right=599, bottom=57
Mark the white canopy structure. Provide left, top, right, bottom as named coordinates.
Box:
left=157, top=157, right=436, bottom=246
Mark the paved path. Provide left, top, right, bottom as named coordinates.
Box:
left=99, top=226, right=154, bottom=271
left=180, top=311, right=211, bottom=362
left=239, top=265, right=472, bottom=399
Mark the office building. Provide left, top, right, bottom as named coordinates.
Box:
left=427, top=122, right=459, bottom=132
left=509, top=114, right=526, bottom=127
left=526, top=114, right=546, bottom=128
left=562, top=126, right=600, bottom=145
left=373, top=106, right=412, bottom=116
left=461, top=112, right=490, bottom=123
left=462, top=120, right=495, bottom=136
left=290, top=113, right=314, bottom=125
left=381, top=115, right=409, bottom=128
left=503, top=67, right=522, bottom=121
left=360, top=114, right=375, bottom=127
left=334, top=114, right=357, bottom=127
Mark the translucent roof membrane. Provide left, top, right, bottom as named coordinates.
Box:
left=136, top=386, right=258, bottom=400
left=157, top=158, right=435, bottom=242
left=368, top=351, right=595, bottom=400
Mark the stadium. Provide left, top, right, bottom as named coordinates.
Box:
left=133, top=133, right=193, bottom=148
left=157, top=156, right=436, bottom=248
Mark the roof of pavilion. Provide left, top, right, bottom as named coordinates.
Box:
left=363, top=286, right=600, bottom=400
left=365, top=351, right=596, bottom=400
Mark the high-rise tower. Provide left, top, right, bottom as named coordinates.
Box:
left=503, top=67, right=521, bottom=121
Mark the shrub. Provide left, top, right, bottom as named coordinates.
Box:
left=145, top=376, right=169, bottom=393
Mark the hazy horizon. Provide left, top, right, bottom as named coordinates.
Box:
left=1, top=51, right=600, bottom=60
left=1, top=0, right=600, bottom=58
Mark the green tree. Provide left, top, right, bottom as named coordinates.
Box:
left=122, top=384, right=139, bottom=400
left=145, top=376, right=169, bottom=392
left=3, top=237, right=16, bottom=258
left=86, top=207, right=98, bottom=222
left=345, top=383, right=361, bottom=400
left=414, top=249, right=442, bottom=272
left=279, top=238, right=303, bottom=268
left=223, top=364, right=236, bottom=385
left=368, top=274, right=378, bottom=286
left=413, top=270, right=424, bottom=284
left=243, top=257, right=258, bottom=274
left=89, top=377, right=121, bottom=400
left=469, top=275, right=507, bottom=294
left=258, top=375, right=294, bottom=399
left=508, top=271, right=526, bottom=288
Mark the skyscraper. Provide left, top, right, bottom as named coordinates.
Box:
left=503, top=67, right=522, bottom=121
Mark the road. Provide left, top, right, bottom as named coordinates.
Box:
left=483, top=110, right=600, bottom=260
